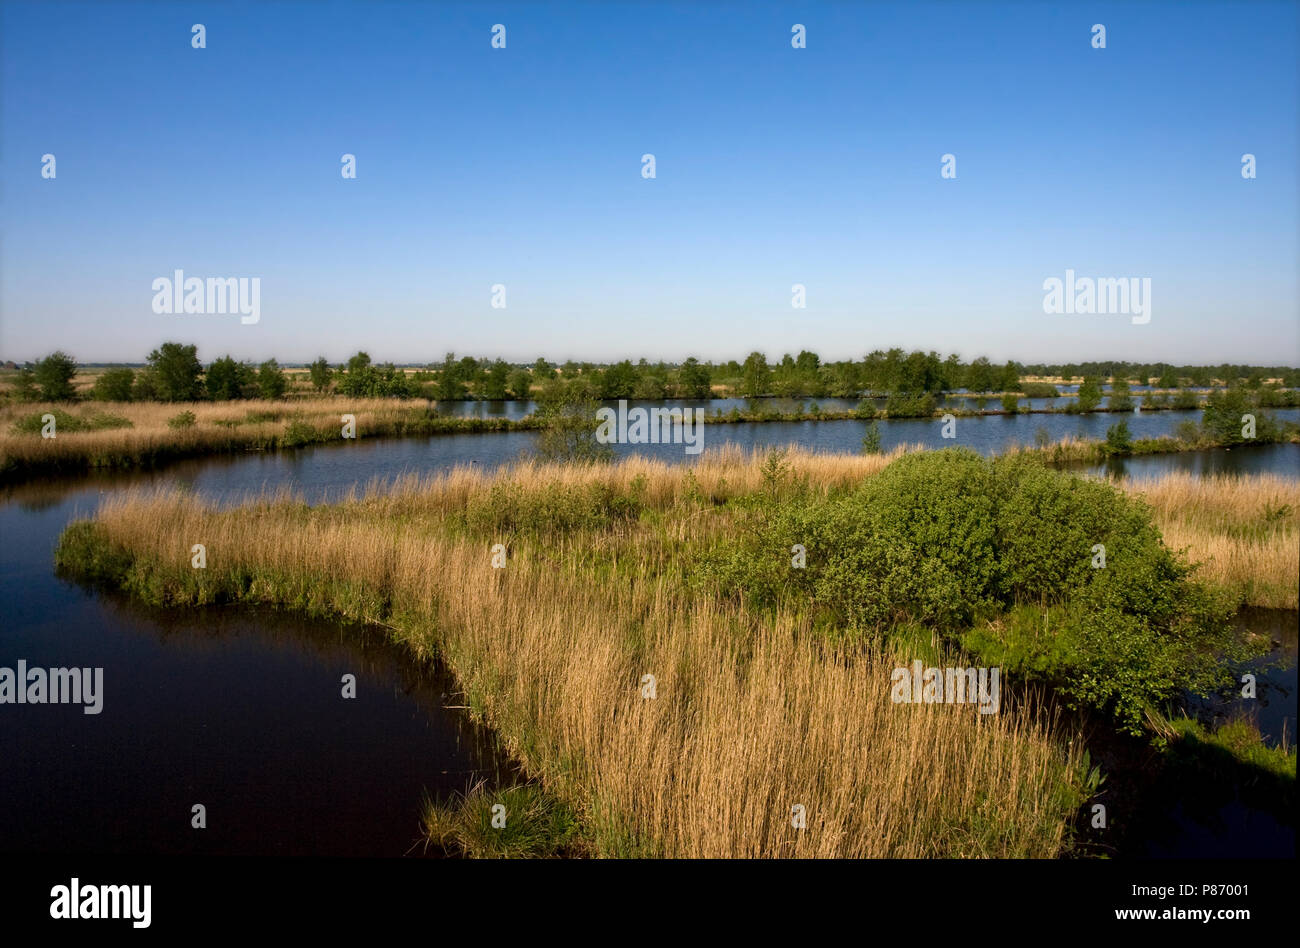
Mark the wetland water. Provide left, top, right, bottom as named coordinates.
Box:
left=1, top=411, right=1295, bottom=856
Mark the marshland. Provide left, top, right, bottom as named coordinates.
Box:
left=3, top=350, right=1298, bottom=857
left=19, top=432, right=1294, bottom=858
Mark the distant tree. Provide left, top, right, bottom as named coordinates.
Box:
left=206, top=356, right=254, bottom=400
left=506, top=368, right=533, bottom=401
left=677, top=357, right=713, bottom=399
left=482, top=359, right=510, bottom=400
left=600, top=360, right=639, bottom=399
left=11, top=368, right=39, bottom=402
left=1201, top=387, right=1258, bottom=444
left=1105, top=420, right=1132, bottom=454
left=437, top=353, right=467, bottom=401
left=534, top=378, right=612, bottom=463
left=861, top=420, right=882, bottom=454
left=132, top=368, right=159, bottom=401
left=309, top=356, right=333, bottom=393
left=338, top=352, right=376, bottom=397
left=532, top=357, right=555, bottom=381
left=257, top=358, right=287, bottom=399
left=33, top=351, right=78, bottom=401
left=1075, top=376, right=1103, bottom=412
left=998, top=361, right=1022, bottom=393
left=146, top=343, right=203, bottom=401
left=740, top=352, right=770, bottom=397
left=1108, top=376, right=1133, bottom=412
left=965, top=357, right=996, bottom=393
left=93, top=367, right=136, bottom=402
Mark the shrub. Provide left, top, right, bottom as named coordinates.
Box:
left=11, top=408, right=132, bottom=434
left=33, top=351, right=78, bottom=401
left=698, top=449, right=1259, bottom=731
left=883, top=392, right=936, bottom=418
left=861, top=420, right=882, bottom=454
left=1104, top=420, right=1132, bottom=454
left=280, top=420, right=321, bottom=447
left=92, top=367, right=136, bottom=402
left=167, top=410, right=197, bottom=430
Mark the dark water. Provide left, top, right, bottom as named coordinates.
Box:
left=0, top=481, right=513, bottom=857
left=1, top=414, right=1295, bottom=857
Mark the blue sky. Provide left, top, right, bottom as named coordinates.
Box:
left=2, top=0, right=1296, bottom=366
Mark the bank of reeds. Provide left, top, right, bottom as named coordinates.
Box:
left=57, top=447, right=1094, bottom=858
left=0, top=398, right=539, bottom=481
left=1120, top=473, right=1300, bottom=609
left=11, top=393, right=1295, bottom=484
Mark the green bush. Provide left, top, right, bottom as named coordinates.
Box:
left=861, top=420, right=882, bottom=454
left=697, top=449, right=1256, bottom=732
left=883, top=392, right=936, bottom=418
left=92, top=367, right=136, bottom=402
left=11, top=408, right=133, bottom=434
left=167, top=410, right=197, bottom=430
left=1104, top=420, right=1132, bottom=454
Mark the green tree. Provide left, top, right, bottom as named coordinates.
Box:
left=146, top=343, right=203, bottom=401
left=206, top=356, right=254, bottom=400
left=482, top=359, right=510, bottom=400
left=338, top=352, right=377, bottom=397
left=93, top=367, right=136, bottom=402
left=33, top=351, right=78, bottom=401
left=965, top=357, right=996, bottom=393
left=1107, top=376, right=1133, bottom=412
left=740, top=352, right=770, bottom=397
left=309, top=357, right=334, bottom=393
left=600, top=360, right=639, bottom=399
left=11, top=368, right=39, bottom=402
left=257, top=358, right=287, bottom=399
left=1075, top=376, right=1103, bottom=412
left=534, top=378, right=613, bottom=463
left=1201, top=387, right=1261, bottom=444
left=1105, top=420, right=1132, bottom=454
left=507, top=368, right=533, bottom=401
left=677, top=357, right=713, bottom=399
left=861, top=420, right=882, bottom=454
left=437, top=353, right=467, bottom=401
left=998, top=361, right=1022, bottom=393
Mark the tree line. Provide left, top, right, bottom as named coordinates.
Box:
left=5, top=344, right=1298, bottom=403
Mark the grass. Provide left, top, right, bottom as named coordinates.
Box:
left=7, top=388, right=1295, bottom=484
left=1120, top=473, right=1300, bottom=609
left=420, top=782, right=587, bottom=858
left=0, top=397, right=536, bottom=480
left=57, top=446, right=1101, bottom=858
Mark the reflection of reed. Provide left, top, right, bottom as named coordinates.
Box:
left=78, top=586, right=516, bottom=785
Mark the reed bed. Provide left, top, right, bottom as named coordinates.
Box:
left=0, top=397, right=525, bottom=479
left=62, top=448, right=1090, bottom=858
left=1121, top=473, right=1300, bottom=609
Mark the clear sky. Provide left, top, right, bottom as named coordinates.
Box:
left=1, top=0, right=1297, bottom=366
